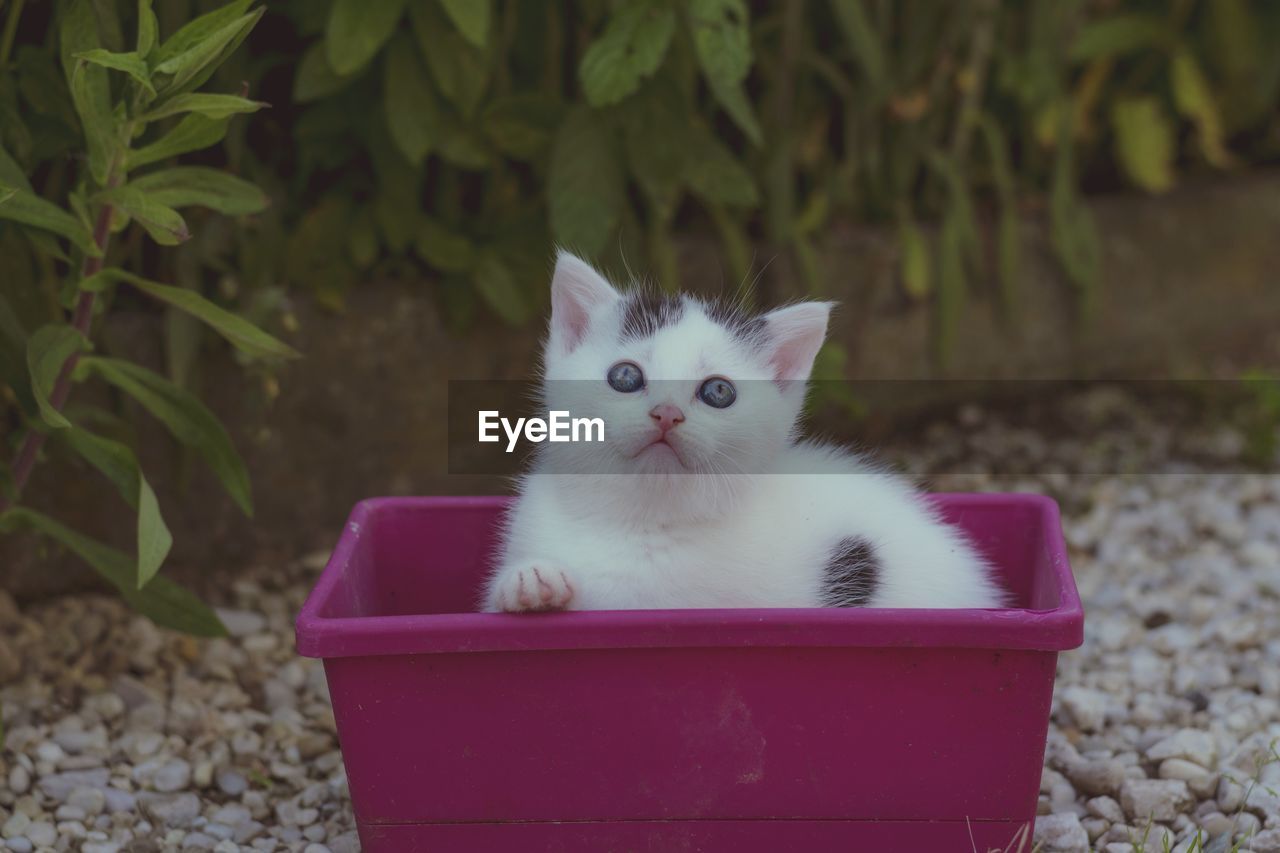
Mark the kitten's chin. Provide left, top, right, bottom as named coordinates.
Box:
left=633, top=439, right=688, bottom=473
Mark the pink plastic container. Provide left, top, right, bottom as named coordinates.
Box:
left=296, top=494, right=1082, bottom=851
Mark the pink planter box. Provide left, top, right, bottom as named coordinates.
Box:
left=296, top=494, right=1082, bottom=852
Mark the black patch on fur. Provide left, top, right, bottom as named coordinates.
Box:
left=701, top=299, right=767, bottom=344
left=822, top=537, right=880, bottom=607
left=619, top=292, right=685, bottom=341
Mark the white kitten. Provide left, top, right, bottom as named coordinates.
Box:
left=481, top=251, right=1008, bottom=612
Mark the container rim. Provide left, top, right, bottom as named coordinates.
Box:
left=295, top=493, right=1084, bottom=659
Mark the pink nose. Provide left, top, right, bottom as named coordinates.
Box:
left=649, top=403, right=685, bottom=433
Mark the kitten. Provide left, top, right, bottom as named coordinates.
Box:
left=481, top=251, right=1008, bottom=612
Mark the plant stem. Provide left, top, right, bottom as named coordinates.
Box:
left=0, top=0, right=25, bottom=69
left=0, top=191, right=117, bottom=514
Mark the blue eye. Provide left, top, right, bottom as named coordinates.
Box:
left=698, top=376, right=736, bottom=409
left=607, top=361, right=644, bottom=393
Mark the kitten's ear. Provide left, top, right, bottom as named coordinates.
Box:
left=760, top=302, right=833, bottom=382
left=550, top=250, right=621, bottom=353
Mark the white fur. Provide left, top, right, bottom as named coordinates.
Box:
left=482, top=251, right=1008, bottom=612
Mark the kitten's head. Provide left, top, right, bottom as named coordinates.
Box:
left=538, top=250, right=830, bottom=484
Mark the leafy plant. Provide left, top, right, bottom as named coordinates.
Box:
left=256, top=0, right=1280, bottom=362
left=0, top=0, right=293, bottom=634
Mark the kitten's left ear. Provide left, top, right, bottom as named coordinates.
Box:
left=549, top=250, right=621, bottom=353
left=760, top=302, right=833, bottom=382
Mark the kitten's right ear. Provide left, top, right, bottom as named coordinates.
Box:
left=550, top=250, right=620, bottom=353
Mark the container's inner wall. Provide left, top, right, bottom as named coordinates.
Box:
left=318, top=497, right=1061, bottom=617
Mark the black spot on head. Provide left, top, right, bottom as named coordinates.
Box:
left=619, top=291, right=685, bottom=341
left=822, top=537, right=880, bottom=607
left=701, top=299, right=767, bottom=346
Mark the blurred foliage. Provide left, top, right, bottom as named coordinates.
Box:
left=253, top=0, right=1280, bottom=341
left=1, top=0, right=294, bottom=632
left=3, top=0, right=1280, bottom=550
left=6, top=1, right=1280, bottom=348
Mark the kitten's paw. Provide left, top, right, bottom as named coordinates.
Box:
left=490, top=563, right=577, bottom=612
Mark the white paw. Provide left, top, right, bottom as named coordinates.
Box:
left=489, top=563, right=577, bottom=612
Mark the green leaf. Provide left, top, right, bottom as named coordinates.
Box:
left=480, top=95, right=561, bottom=161
left=137, top=0, right=158, bottom=58
left=934, top=206, right=965, bottom=368
left=127, top=113, right=231, bottom=170
left=548, top=107, right=624, bottom=257
left=1070, top=14, right=1171, bottom=62
left=415, top=220, right=475, bottom=272
left=82, top=269, right=298, bottom=360
left=0, top=185, right=101, bottom=255
left=68, top=60, right=119, bottom=186
left=73, top=49, right=155, bottom=95
left=437, top=0, right=490, bottom=47
left=59, top=0, right=103, bottom=81
left=1171, top=49, right=1231, bottom=168
left=979, top=116, right=1020, bottom=315
left=687, top=0, right=762, bottom=145
left=383, top=35, right=438, bottom=165
left=1111, top=96, right=1175, bottom=193
left=579, top=2, right=677, bottom=107
left=127, top=167, right=269, bottom=215
left=1050, top=109, right=1101, bottom=303
left=897, top=210, right=930, bottom=298
left=94, top=186, right=191, bottom=245
left=151, top=0, right=251, bottom=65
left=138, top=93, right=268, bottom=122
left=347, top=207, right=380, bottom=267
left=0, top=143, right=27, bottom=188
left=409, top=2, right=490, bottom=119
left=60, top=427, right=141, bottom=507
left=326, top=0, right=409, bottom=75
left=27, top=325, right=90, bottom=429
left=55, top=425, right=170, bottom=587
left=76, top=357, right=253, bottom=515
left=621, top=79, right=687, bottom=207
left=294, top=43, right=354, bottom=103
left=828, top=0, right=887, bottom=98
left=706, top=77, right=763, bottom=146
left=0, top=507, right=226, bottom=636
left=152, top=9, right=264, bottom=98
left=473, top=254, right=527, bottom=326
left=135, top=475, right=172, bottom=588
left=684, top=126, right=758, bottom=207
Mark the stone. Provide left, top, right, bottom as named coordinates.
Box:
left=138, top=793, right=201, bottom=828
left=152, top=759, right=192, bottom=793
left=22, top=823, right=53, bottom=847
left=328, top=832, right=360, bottom=853
left=1147, top=729, right=1217, bottom=768
left=1120, top=779, right=1193, bottom=822
left=5, top=767, right=29, bottom=797
left=1087, top=796, right=1125, bottom=823
left=1060, top=687, right=1109, bottom=732
left=1251, top=828, right=1280, bottom=853
left=1063, top=757, right=1126, bottom=797
left=37, top=769, right=109, bottom=802
left=1033, top=812, right=1090, bottom=852
left=1158, top=758, right=1217, bottom=797
left=2, top=813, right=30, bottom=839
left=214, top=770, right=247, bottom=797
left=213, top=609, right=266, bottom=637
left=68, top=787, right=106, bottom=816
left=232, top=821, right=264, bottom=844
left=181, top=832, right=217, bottom=850
left=102, top=789, right=136, bottom=814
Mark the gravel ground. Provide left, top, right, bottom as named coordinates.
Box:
left=0, top=388, right=1277, bottom=852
